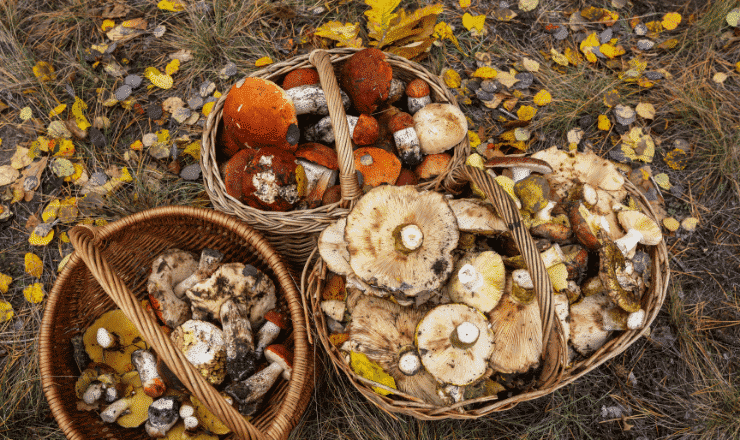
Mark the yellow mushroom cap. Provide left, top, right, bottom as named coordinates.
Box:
left=83, top=309, right=144, bottom=374
left=445, top=251, right=506, bottom=313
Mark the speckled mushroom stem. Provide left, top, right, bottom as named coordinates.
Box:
left=309, top=49, right=362, bottom=208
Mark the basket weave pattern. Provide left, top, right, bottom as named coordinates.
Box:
left=303, top=166, right=669, bottom=420
left=40, top=206, right=313, bottom=440
left=201, top=48, right=471, bottom=270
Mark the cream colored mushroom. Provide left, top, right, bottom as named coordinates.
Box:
left=614, top=210, right=662, bottom=258
left=445, top=251, right=506, bottom=313
left=148, top=249, right=198, bottom=328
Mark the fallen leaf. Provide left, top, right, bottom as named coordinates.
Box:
left=492, top=8, right=517, bottom=22
left=101, top=19, right=116, bottom=31
left=727, top=8, right=740, bottom=27
left=550, top=48, right=568, bottom=66
left=0, top=166, right=20, bottom=186
left=29, top=225, right=54, bottom=246
left=600, top=43, right=625, bottom=59
left=567, top=127, right=584, bottom=145
left=662, top=12, right=681, bottom=30
left=496, top=71, right=519, bottom=88
left=10, top=147, right=32, bottom=169
left=635, top=102, right=655, bottom=119
left=0, top=273, right=11, bottom=294
left=157, top=0, right=185, bottom=12
left=315, top=21, right=363, bottom=48
left=23, top=283, right=45, bottom=303
left=514, top=127, right=530, bottom=141
left=654, top=173, right=671, bottom=189
left=54, top=138, right=75, bottom=157
left=165, top=59, right=180, bottom=76
left=42, top=199, right=60, bottom=222
left=443, top=68, right=461, bottom=88
left=106, top=22, right=146, bottom=42
left=533, top=89, right=551, bottom=106
left=202, top=101, right=215, bottom=117
left=517, top=105, right=537, bottom=121
left=597, top=114, right=611, bottom=130
left=0, top=300, right=13, bottom=322
left=49, top=104, right=67, bottom=118
left=33, top=61, right=55, bottom=82
left=471, top=67, right=497, bottom=79
left=144, top=67, right=174, bottom=89
left=519, top=0, right=538, bottom=12
left=51, top=158, right=75, bottom=178
left=522, top=57, right=540, bottom=72
left=58, top=253, right=72, bottom=272
left=20, top=107, right=32, bottom=121
left=603, top=89, right=620, bottom=107
left=462, top=13, right=486, bottom=32
left=255, top=56, right=273, bottom=67
left=663, top=217, right=680, bottom=231
left=71, top=97, right=91, bottom=132
left=459, top=0, right=471, bottom=7
left=681, top=217, right=698, bottom=231
left=183, top=140, right=201, bottom=160
left=433, top=21, right=463, bottom=52
left=712, top=72, right=728, bottom=84
left=25, top=253, right=43, bottom=278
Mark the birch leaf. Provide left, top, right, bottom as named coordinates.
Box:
left=315, top=21, right=364, bottom=48
left=25, top=253, right=43, bottom=278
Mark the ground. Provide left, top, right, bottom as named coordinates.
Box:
left=1, top=0, right=739, bottom=439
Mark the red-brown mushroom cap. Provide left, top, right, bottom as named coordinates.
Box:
left=282, top=68, right=320, bottom=90
left=415, top=153, right=452, bottom=179
left=353, top=147, right=402, bottom=187
left=264, top=344, right=293, bottom=380
left=223, top=77, right=300, bottom=152
left=223, top=148, right=251, bottom=201
left=387, top=112, right=415, bottom=133
left=406, top=79, right=430, bottom=98
left=295, top=142, right=339, bottom=170
left=395, top=168, right=419, bottom=186
left=341, top=48, right=393, bottom=114
left=227, top=147, right=305, bottom=211
left=263, top=309, right=290, bottom=330
left=353, top=114, right=380, bottom=146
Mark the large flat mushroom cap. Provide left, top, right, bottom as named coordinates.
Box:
left=317, top=218, right=351, bottom=276
left=345, top=185, right=459, bottom=297
left=415, top=303, right=494, bottom=386
left=488, top=285, right=543, bottom=375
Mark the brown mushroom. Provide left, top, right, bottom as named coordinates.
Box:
left=406, top=78, right=432, bottom=114
left=388, top=112, right=422, bottom=167
left=224, top=344, right=293, bottom=415
left=148, top=248, right=198, bottom=329
left=340, top=48, right=393, bottom=114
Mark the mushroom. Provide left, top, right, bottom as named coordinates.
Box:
left=413, top=103, right=468, bottom=155
left=148, top=248, right=199, bottom=329
left=447, top=198, right=508, bottom=235
left=406, top=79, right=432, bottom=114
left=614, top=210, right=662, bottom=258
left=224, top=344, right=293, bottom=415
left=415, top=153, right=452, bottom=180
left=255, top=309, right=290, bottom=358
left=131, top=348, right=167, bottom=398
left=317, top=218, right=352, bottom=276
left=222, top=147, right=305, bottom=212
left=569, top=292, right=613, bottom=356
left=388, top=111, right=422, bottom=167
left=97, top=372, right=124, bottom=403
left=81, top=381, right=105, bottom=405
left=220, top=299, right=258, bottom=381
left=145, top=396, right=180, bottom=437
left=162, top=422, right=218, bottom=440
left=388, top=78, right=406, bottom=104
left=415, top=303, right=495, bottom=386
left=83, top=309, right=145, bottom=373
left=189, top=394, right=233, bottom=435
left=488, top=271, right=542, bottom=374
left=344, top=185, right=459, bottom=298
left=445, top=251, right=506, bottom=313
left=282, top=68, right=320, bottom=90
left=320, top=299, right=347, bottom=322
left=96, top=327, right=121, bottom=351
left=173, top=248, right=224, bottom=298
left=514, top=174, right=551, bottom=214
left=222, top=77, right=299, bottom=152
left=598, top=235, right=642, bottom=313
left=346, top=296, right=443, bottom=404
left=285, top=83, right=350, bottom=115
left=353, top=147, right=402, bottom=188
left=340, top=48, right=393, bottom=114
left=569, top=203, right=606, bottom=251
left=100, top=386, right=153, bottom=427
left=295, top=143, right=339, bottom=206
left=170, top=320, right=227, bottom=385
left=178, top=401, right=199, bottom=433
left=485, top=156, right=553, bottom=183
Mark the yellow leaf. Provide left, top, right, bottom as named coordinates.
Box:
left=600, top=43, right=625, bottom=59
left=315, top=21, right=363, bottom=48
left=580, top=32, right=599, bottom=54
left=662, top=12, right=681, bottom=30
left=351, top=351, right=397, bottom=395
left=442, top=68, right=461, bottom=89
left=0, top=300, right=13, bottom=322
left=0, top=273, right=12, bottom=294
left=550, top=48, right=568, bottom=66
left=20, top=106, right=32, bottom=121
left=29, top=228, right=54, bottom=246
left=25, top=253, right=43, bottom=278
left=184, top=140, right=201, bottom=160
left=603, top=89, right=620, bottom=107
left=533, top=89, right=551, bottom=106
left=157, top=0, right=185, bottom=12
left=58, top=252, right=72, bottom=272
left=42, top=199, right=60, bottom=222
left=492, top=8, right=517, bottom=22
left=95, top=218, right=109, bottom=227
left=468, top=131, right=481, bottom=149
left=597, top=114, right=611, bottom=130
left=365, top=0, right=402, bottom=42
left=54, top=138, right=75, bottom=157
left=654, top=173, right=671, bottom=190
left=433, top=22, right=463, bottom=52
left=496, top=71, right=519, bottom=88
left=736, top=61, right=740, bottom=73
left=517, top=105, right=537, bottom=121
left=459, top=0, right=471, bottom=7
left=202, top=101, right=215, bottom=117
left=72, top=97, right=91, bottom=132
left=130, top=140, right=143, bottom=151
left=564, top=47, right=581, bottom=66
left=33, top=61, right=55, bottom=82
left=23, top=283, right=45, bottom=304
left=712, top=72, right=728, bottom=84
left=462, top=13, right=486, bottom=32
left=645, top=21, right=663, bottom=33
left=101, top=19, right=115, bottom=31
left=375, top=5, right=442, bottom=50
left=10, top=146, right=32, bottom=169
left=522, top=57, right=539, bottom=72
left=254, top=56, right=273, bottom=67
left=49, top=104, right=67, bottom=118
left=657, top=38, right=679, bottom=50
left=727, top=8, right=740, bottom=27
left=519, top=0, right=538, bottom=12
left=635, top=102, right=655, bottom=119
left=663, top=217, right=680, bottom=232
left=165, top=59, right=180, bottom=76
left=471, top=67, right=497, bottom=79
left=681, top=217, right=698, bottom=232
left=64, top=162, right=86, bottom=183
left=144, top=67, right=173, bottom=89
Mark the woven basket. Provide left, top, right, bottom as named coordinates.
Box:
left=201, top=48, right=471, bottom=271
left=302, top=165, right=669, bottom=420
left=40, top=206, right=314, bottom=440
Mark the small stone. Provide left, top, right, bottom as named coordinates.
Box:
left=590, top=45, right=606, bottom=59
left=673, top=138, right=690, bottom=152
left=599, top=28, right=613, bottom=44
left=614, top=104, right=636, bottom=125
left=89, top=127, right=107, bottom=148
left=644, top=71, right=663, bottom=81
left=199, top=81, right=216, bottom=97
left=142, top=133, right=158, bottom=147
left=184, top=112, right=200, bottom=125
left=180, top=163, right=201, bottom=181
left=513, top=72, right=533, bottom=89
left=114, top=85, right=132, bottom=101
left=634, top=23, right=648, bottom=36
left=187, top=96, right=203, bottom=110
left=23, top=176, right=39, bottom=191
left=147, top=103, right=163, bottom=120
left=480, top=79, right=498, bottom=93
left=172, top=107, right=191, bottom=124
left=89, top=171, right=108, bottom=186
left=465, top=78, right=481, bottom=93
left=152, top=25, right=166, bottom=37
left=219, top=62, right=237, bottom=79
left=149, top=143, right=170, bottom=160
left=554, top=26, right=568, bottom=40
left=475, top=89, right=494, bottom=101
left=637, top=39, right=655, bottom=50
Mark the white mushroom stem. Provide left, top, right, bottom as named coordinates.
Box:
left=458, top=263, right=484, bottom=292
left=603, top=307, right=647, bottom=331
left=96, top=327, right=120, bottom=350
left=297, top=159, right=337, bottom=202
left=628, top=309, right=646, bottom=329
left=221, top=300, right=257, bottom=382
left=582, top=184, right=598, bottom=208
left=399, top=224, right=423, bottom=251
left=145, top=397, right=180, bottom=437
left=174, top=248, right=223, bottom=298
left=82, top=382, right=104, bottom=405
left=183, top=415, right=199, bottom=432
left=255, top=321, right=280, bottom=358
left=131, top=349, right=165, bottom=398
left=389, top=78, right=405, bottom=103
left=455, top=322, right=480, bottom=346
left=100, top=396, right=134, bottom=423
left=104, top=385, right=120, bottom=403
left=321, top=300, right=346, bottom=322
left=285, top=84, right=350, bottom=115
left=408, top=95, right=432, bottom=114
left=511, top=167, right=532, bottom=183
left=393, top=126, right=422, bottom=166
left=535, top=200, right=557, bottom=222
left=178, top=403, right=194, bottom=419
left=614, top=229, right=643, bottom=257
left=305, top=115, right=358, bottom=144
left=398, top=350, right=422, bottom=376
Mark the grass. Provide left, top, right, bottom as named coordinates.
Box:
left=1, top=0, right=740, bottom=439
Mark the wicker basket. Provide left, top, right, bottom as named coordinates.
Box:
left=40, top=206, right=314, bottom=440
left=201, top=48, right=471, bottom=271
left=301, top=165, right=670, bottom=420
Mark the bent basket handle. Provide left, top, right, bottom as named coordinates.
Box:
left=309, top=49, right=362, bottom=209
left=69, top=225, right=265, bottom=440
left=459, top=166, right=566, bottom=386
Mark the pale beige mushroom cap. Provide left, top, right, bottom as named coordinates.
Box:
left=616, top=210, right=662, bottom=253
left=317, top=218, right=352, bottom=276
left=447, top=198, right=508, bottom=235
left=345, top=185, right=459, bottom=297
left=413, top=103, right=468, bottom=154
left=445, top=251, right=506, bottom=313
left=171, top=320, right=227, bottom=385
left=569, top=292, right=612, bottom=356
left=488, top=275, right=543, bottom=374
left=415, top=303, right=494, bottom=386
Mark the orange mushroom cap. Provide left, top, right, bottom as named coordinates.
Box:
left=341, top=48, right=393, bottom=114
left=282, top=68, right=320, bottom=90
left=353, top=147, right=401, bottom=187
left=223, top=148, right=251, bottom=201
left=415, top=153, right=452, bottom=179
left=223, top=77, right=299, bottom=152
left=387, top=112, right=414, bottom=133
left=353, top=114, right=380, bottom=146
left=406, top=79, right=430, bottom=98
left=295, top=142, right=339, bottom=170
left=394, top=168, right=419, bottom=186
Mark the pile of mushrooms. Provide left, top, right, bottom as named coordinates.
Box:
left=73, top=248, right=293, bottom=438
left=217, top=48, right=468, bottom=211
left=317, top=148, right=662, bottom=407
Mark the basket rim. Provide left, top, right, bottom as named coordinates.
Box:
left=40, top=205, right=313, bottom=440
left=301, top=167, right=670, bottom=420
left=200, top=47, right=471, bottom=236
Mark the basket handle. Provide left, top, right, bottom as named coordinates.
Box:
left=458, top=166, right=565, bottom=382
left=309, top=49, right=362, bottom=209
left=68, top=225, right=266, bottom=440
